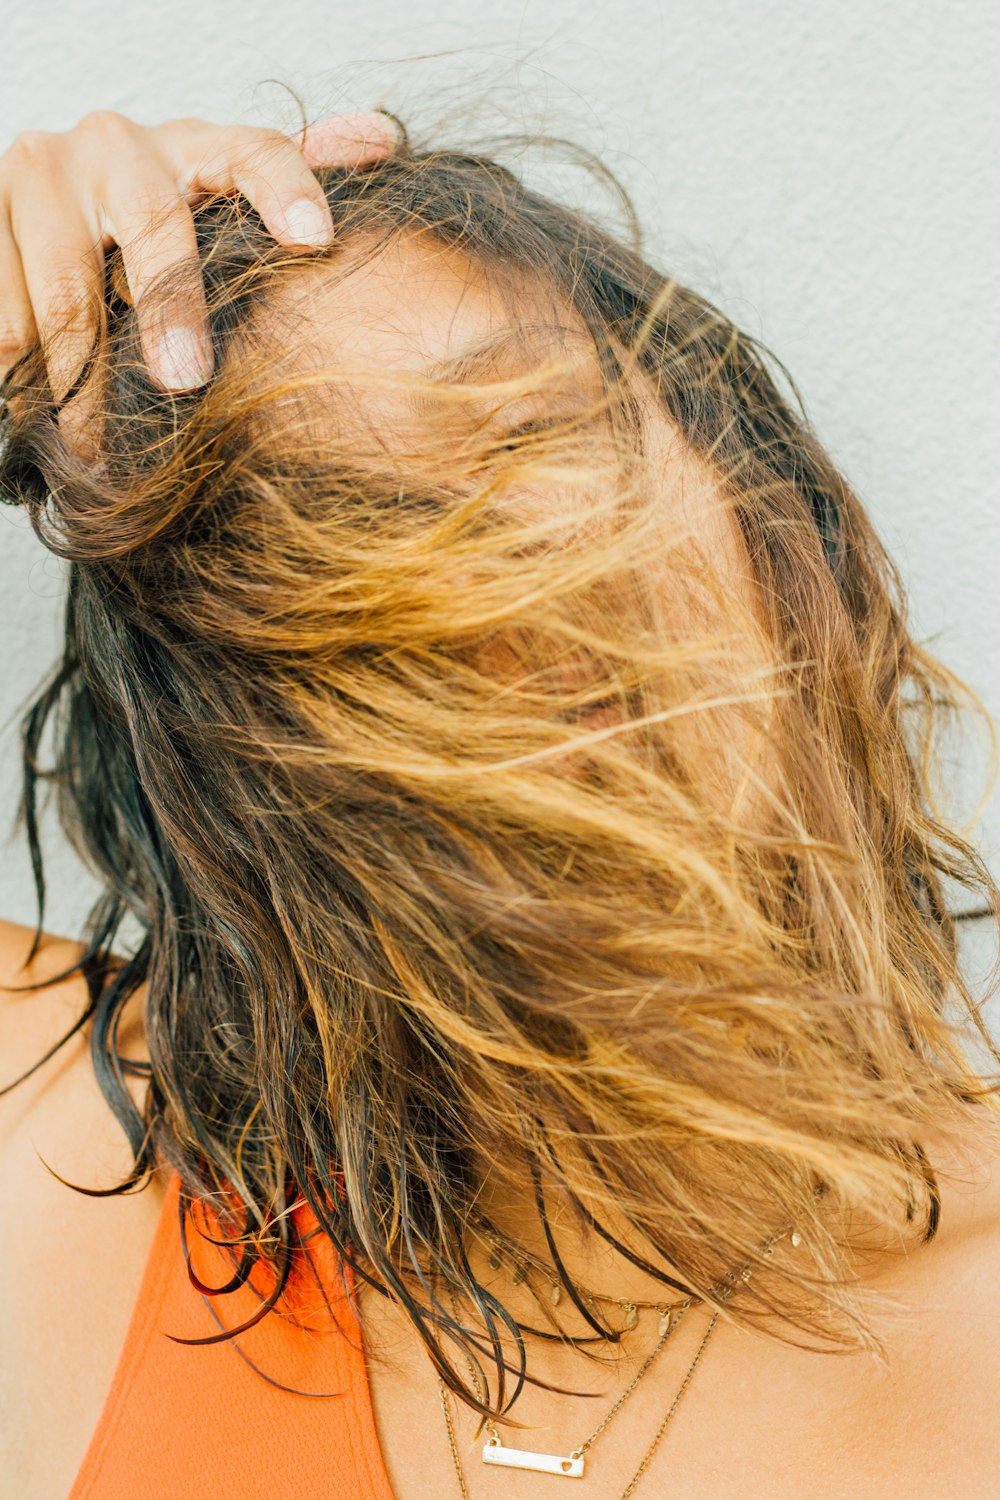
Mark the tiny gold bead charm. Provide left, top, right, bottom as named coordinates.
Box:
left=622, top=1303, right=638, bottom=1330
left=551, top=1283, right=562, bottom=1306
left=658, top=1309, right=672, bottom=1338
left=790, top=1230, right=802, bottom=1248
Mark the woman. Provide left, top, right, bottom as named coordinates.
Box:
left=1, top=104, right=999, bottom=1499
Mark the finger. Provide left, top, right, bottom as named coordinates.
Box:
left=12, top=216, right=107, bottom=458
left=11, top=198, right=105, bottom=409
left=170, top=114, right=398, bottom=249
left=0, top=210, right=38, bottom=384
left=98, top=160, right=213, bottom=390
left=177, top=124, right=339, bottom=249
left=295, top=110, right=403, bottom=169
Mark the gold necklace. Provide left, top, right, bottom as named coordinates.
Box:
left=473, top=1194, right=811, bottom=1342
left=438, top=1220, right=792, bottom=1492
left=480, top=1226, right=690, bottom=1334
left=440, top=1298, right=713, bottom=1489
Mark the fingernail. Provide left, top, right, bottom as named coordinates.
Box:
left=157, top=326, right=214, bottom=389
left=281, top=196, right=334, bottom=246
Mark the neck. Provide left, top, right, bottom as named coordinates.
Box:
left=455, top=1116, right=988, bottom=1346
left=460, top=1158, right=730, bottom=1345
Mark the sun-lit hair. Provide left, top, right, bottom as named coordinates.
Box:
left=2, top=129, right=999, bottom=1415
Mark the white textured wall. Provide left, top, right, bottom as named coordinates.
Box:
left=2, top=1, right=997, bottom=984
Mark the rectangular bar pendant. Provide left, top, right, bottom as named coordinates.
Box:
left=482, top=1442, right=585, bottom=1478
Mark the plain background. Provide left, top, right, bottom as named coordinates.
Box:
left=1, top=1, right=997, bottom=994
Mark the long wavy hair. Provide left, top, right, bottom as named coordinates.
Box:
left=2, top=120, right=999, bottom=1416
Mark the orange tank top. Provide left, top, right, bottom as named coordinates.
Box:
left=67, top=1169, right=397, bottom=1499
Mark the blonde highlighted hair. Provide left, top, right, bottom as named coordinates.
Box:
left=1, top=127, right=998, bottom=1416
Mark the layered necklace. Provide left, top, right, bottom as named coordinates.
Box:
left=438, top=1218, right=800, bottom=1497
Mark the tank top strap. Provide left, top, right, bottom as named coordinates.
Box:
left=68, top=1168, right=396, bottom=1499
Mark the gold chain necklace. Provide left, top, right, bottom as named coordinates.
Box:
left=478, top=1225, right=693, bottom=1334
left=438, top=1220, right=793, bottom=1493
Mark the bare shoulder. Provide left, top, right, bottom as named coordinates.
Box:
left=922, top=1107, right=1000, bottom=1245
left=0, top=912, right=159, bottom=1196
left=1, top=917, right=101, bottom=1145
left=2, top=912, right=93, bottom=1018
left=919, top=1109, right=1000, bottom=1306
left=0, top=917, right=165, bottom=1499
left=0, top=916, right=148, bottom=1149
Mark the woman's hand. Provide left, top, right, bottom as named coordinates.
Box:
left=0, top=109, right=400, bottom=408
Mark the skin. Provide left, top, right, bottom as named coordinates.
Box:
left=2, top=114, right=1000, bottom=1497
left=0, top=108, right=400, bottom=445
left=2, top=922, right=1000, bottom=1500
left=267, top=230, right=777, bottom=819
left=263, top=225, right=1000, bottom=1350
